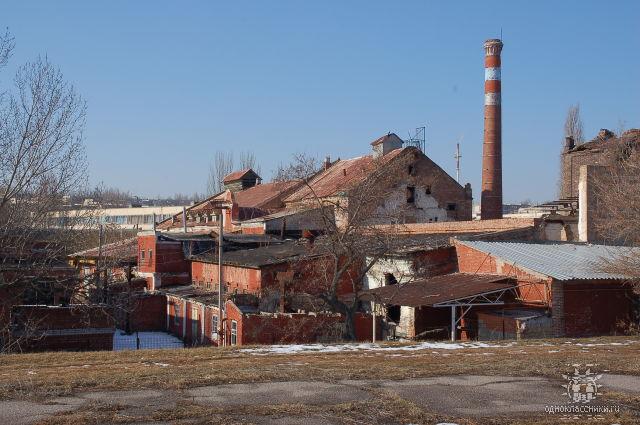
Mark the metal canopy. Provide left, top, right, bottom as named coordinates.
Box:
left=361, top=273, right=551, bottom=342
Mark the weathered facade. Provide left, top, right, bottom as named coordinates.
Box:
left=560, top=128, right=640, bottom=199
left=284, top=134, right=473, bottom=226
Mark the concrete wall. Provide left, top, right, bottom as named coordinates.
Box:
left=578, top=165, right=607, bottom=243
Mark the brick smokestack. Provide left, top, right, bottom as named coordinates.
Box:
left=481, top=38, right=504, bottom=220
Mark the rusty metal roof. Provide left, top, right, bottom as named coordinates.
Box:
left=284, top=147, right=410, bottom=202
left=190, top=241, right=311, bottom=268
left=359, top=273, right=515, bottom=307
left=232, top=180, right=300, bottom=208
left=69, top=237, right=138, bottom=261
left=160, top=285, right=220, bottom=305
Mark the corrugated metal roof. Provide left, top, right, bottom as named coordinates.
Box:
left=459, top=241, right=640, bottom=281
left=359, top=273, right=515, bottom=307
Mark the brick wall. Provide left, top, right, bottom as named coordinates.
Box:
left=138, top=235, right=189, bottom=274
left=128, top=293, right=167, bottom=332
left=192, top=261, right=263, bottom=293
left=477, top=311, right=518, bottom=340
left=410, top=153, right=473, bottom=221
left=561, top=148, right=612, bottom=199
left=10, top=305, right=115, bottom=352
left=560, top=280, right=633, bottom=337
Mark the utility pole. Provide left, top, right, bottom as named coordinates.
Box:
left=372, top=302, right=376, bottom=343
left=218, top=211, right=224, bottom=346
left=97, top=224, right=105, bottom=303
left=454, top=142, right=462, bottom=183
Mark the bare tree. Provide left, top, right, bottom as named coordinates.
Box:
left=206, top=151, right=234, bottom=195
left=592, top=136, right=640, bottom=250
left=0, top=32, right=91, bottom=351
left=273, top=152, right=318, bottom=182
left=590, top=132, right=640, bottom=334
left=559, top=103, right=585, bottom=197
left=279, top=151, right=415, bottom=340
left=564, top=104, right=584, bottom=145
left=238, top=150, right=261, bottom=177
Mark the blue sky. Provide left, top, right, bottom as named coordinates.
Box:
left=3, top=1, right=639, bottom=202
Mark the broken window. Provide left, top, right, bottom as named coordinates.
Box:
left=384, top=273, right=398, bottom=285
left=387, top=305, right=401, bottom=324
left=425, top=185, right=432, bottom=195
left=408, top=165, right=414, bottom=175
left=406, top=186, right=416, bottom=204
left=447, top=203, right=457, bottom=211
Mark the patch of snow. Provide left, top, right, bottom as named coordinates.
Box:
left=240, top=341, right=509, bottom=355
left=574, top=342, right=632, bottom=347
left=112, top=329, right=184, bottom=351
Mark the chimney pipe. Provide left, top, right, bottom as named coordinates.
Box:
left=564, top=136, right=575, bottom=151
left=481, top=38, right=504, bottom=220
left=323, top=156, right=331, bottom=171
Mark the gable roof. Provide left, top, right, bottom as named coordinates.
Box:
left=371, top=133, right=403, bottom=146
left=284, top=147, right=410, bottom=202
left=223, top=168, right=260, bottom=183
left=232, top=180, right=300, bottom=209
left=156, top=180, right=300, bottom=230
left=457, top=240, right=640, bottom=281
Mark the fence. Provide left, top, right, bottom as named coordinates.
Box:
left=112, top=329, right=184, bottom=351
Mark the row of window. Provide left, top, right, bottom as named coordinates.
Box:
left=404, top=185, right=456, bottom=211
left=101, top=214, right=173, bottom=225
left=139, top=249, right=153, bottom=263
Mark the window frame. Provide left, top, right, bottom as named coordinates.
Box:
left=406, top=186, right=416, bottom=204
left=212, top=315, right=219, bottom=340
left=230, top=320, right=238, bottom=345
left=172, top=303, right=180, bottom=326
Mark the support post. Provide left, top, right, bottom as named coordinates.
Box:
left=218, top=213, right=224, bottom=346
left=450, top=306, right=456, bottom=342
left=372, top=302, right=376, bottom=343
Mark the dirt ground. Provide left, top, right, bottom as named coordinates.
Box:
left=1, top=336, right=639, bottom=424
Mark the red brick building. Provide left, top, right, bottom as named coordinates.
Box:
left=156, top=170, right=302, bottom=234
left=161, top=240, right=363, bottom=346
left=362, top=237, right=638, bottom=341
left=283, top=134, right=473, bottom=225
left=454, top=240, right=638, bottom=338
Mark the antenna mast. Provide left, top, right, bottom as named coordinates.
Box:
left=454, top=139, right=462, bottom=183
left=405, top=126, right=426, bottom=152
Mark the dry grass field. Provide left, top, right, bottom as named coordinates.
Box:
left=1, top=337, right=639, bottom=424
